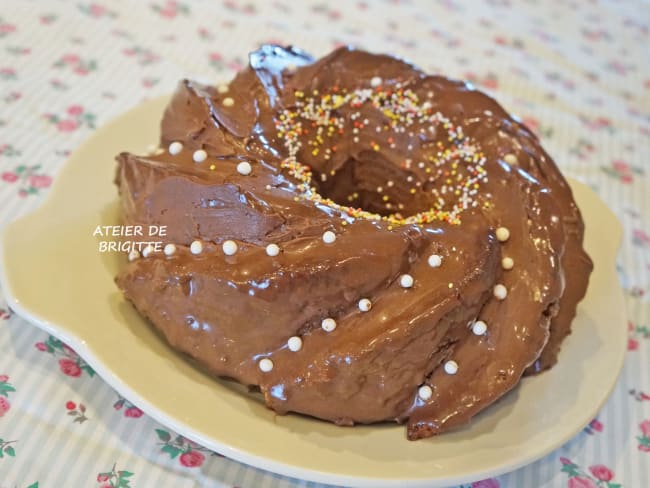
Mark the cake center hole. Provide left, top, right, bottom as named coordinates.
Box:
left=314, top=151, right=422, bottom=218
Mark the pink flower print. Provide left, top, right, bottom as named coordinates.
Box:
left=568, top=477, right=597, bottom=488
left=602, top=159, right=643, bottom=184
left=57, top=119, right=79, bottom=132
left=89, top=3, right=107, bottom=16
left=0, top=396, right=10, bottom=416
left=59, top=358, right=81, bottom=377
left=152, top=0, right=189, bottom=18
left=640, top=419, right=650, bottom=437
left=0, top=375, right=8, bottom=383
left=613, top=160, right=632, bottom=182
left=589, top=419, right=603, bottom=432
left=28, top=174, right=52, bottom=189
left=588, top=465, right=613, bottom=482
left=633, top=229, right=650, bottom=247
left=560, top=457, right=573, bottom=465
left=62, top=53, right=80, bottom=64
left=1, top=172, right=18, bottom=183
left=97, top=464, right=134, bottom=486
left=629, top=338, right=639, bottom=350
left=640, top=445, right=650, bottom=452
left=179, top=450, right=205, bottom=467
left=124, top=406, right=143, bottom=418
left=40, top=13, right=57, bottom=24
left=0, top=23, right=16, bottom=36
left=67, top=104, right=84, bottom=116
left=35, top=342, right=48, bottom=351
left=522, top=116, right=540, bottom=134
left=472, top=478, right=500, bottom=488
left=66, top=401, right=89, bottom=423
left=54, top=54, right=97, bottom=75
left=0, top=67, right=16, bottom=80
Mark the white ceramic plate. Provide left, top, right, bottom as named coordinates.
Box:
left=0, top=96, right=626, bottom=488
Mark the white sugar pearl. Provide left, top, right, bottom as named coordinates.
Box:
left=168, top=141, right=183, bottom=155
left=217, top=83, right=229, bottom=93
left=321, top=318, right=337, bottom=332
left=258, top=358, right=274, bottom=372
left=370, top=76, right=382, bottom=87
left=428, top=254, right=442, bottom=268
left=418, top=385, right=433, bottom=401
left=493, top=283, right=508, bottom=300
left=164, top=243, right=176, bottom=256
left=358, top=298, right=372, bottom=312
left=128, top=250, right=140, bottom=261
left=223, top=97, right=234, bottom=107
left=222, top=240, right=238, bottom=256
left=400, top=274, right=414, bottom=288
left=444, top=360, right=458, bottom=375
left=190, top=240, right=203, bottom=255
left=496, top=227, right=510, bottom=242
left=193, top=149, right=207, bottom=163
left=472, top=320, right=487, bottom=335
left=504, top=153, right=518, bottom=166
left=322, top=230, right=336, bottom=244
left=287, top=336, right=302, bottom=352
left=142, top=244, right=154, bottom=258
left=237, top=161, right=252, bottom=175
left=502, top=257, right=514, bottom=270
left=266, top=243, right=280, bottom=257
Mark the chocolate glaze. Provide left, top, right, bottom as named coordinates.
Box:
left=114, top=45, right=592, bottom=440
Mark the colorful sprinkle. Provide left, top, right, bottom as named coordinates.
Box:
left=237, top=161, right=252, bottom=175
left=258, top=358, right=274, bottom=372
left=164, top=243, right=176, bottom=256
left=493, top=283, right=508, bottom=300
left=400, top=274, right=414, bottom=288
left=222, top=240, right=238, bottom=256
left=287, top=336, right=303, bottom=352
left=370, top=76, right=382, bottom=87
left=321, top=318, right=337, bottom=332
left=190, top=240, right=203, bottom=255
left=265, top=243, right=280, bottom=256
left=472, top=320, right=487, bottom=335
left=418, top=385, right=433, bottom=401
left=322, top=230, right=337, bottom=244
left=193, top=149, right=207, bottom=163
left=502, top=257, right=514, bottom=270
left=444, top=360, right=458, bottom=375
left=358, top=298, right=372, bottom=312
left=168, top=141, right=183, bottom=155
left=496, top=227, right=510, bottom=242
left=428, top=254, right=442, bottom=268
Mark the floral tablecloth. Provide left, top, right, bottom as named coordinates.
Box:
left=0, top=1, right=648, bottom=487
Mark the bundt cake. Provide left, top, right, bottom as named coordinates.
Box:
left=114, top=45, right=593, bottom=440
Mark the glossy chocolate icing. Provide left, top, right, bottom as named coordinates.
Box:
left=115, top=45, right=592, bottom=440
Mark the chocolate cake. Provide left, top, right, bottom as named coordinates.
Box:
left=114, top=45, right=593, bottom=440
